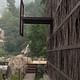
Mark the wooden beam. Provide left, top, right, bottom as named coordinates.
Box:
left=21, top=0, right=24, bottom=6
left=56, top=0, right=63, bottom=12
left=19, top=0, right=53, bottom=36
left=20, top=0, right=24, bottom=36
left=23, top=17, right=53, bottom=24
left=47, top=44, right=80, bottom=52
left=48, top=61, right=72, bottom=80
left=54, top=1, right=80, bottom=34
left=47, top=1, right=80, bottom=42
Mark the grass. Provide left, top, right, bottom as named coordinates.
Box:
left=10, top=71, right=23, bottom=80
left=0, top=70, right=3, bottom=80
left=35, top=65, right=45, bottom=80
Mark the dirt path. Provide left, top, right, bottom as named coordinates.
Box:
left=23, top=73, right=50, bottom=80
left=23, top=73, right=35, bottom=80
left=43, top=74, right=50, bottom=80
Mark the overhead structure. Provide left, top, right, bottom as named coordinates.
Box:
left=20, top=0, right=53, bottom=36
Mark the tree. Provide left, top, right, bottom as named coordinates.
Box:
left=24, top=0, right=48, bottom=57
left=27, top=25, right=47, bottom=57
left=0, top=0, right=47, bottom=57
left=7, top=0, right=18, bottom=16
left=25, top=0, right=44, bottom=17
left=0, top=0, right=27, bottom=54
left=41, top=0, right=46, bottom=4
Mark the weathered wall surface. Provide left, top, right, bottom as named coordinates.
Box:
left=47, top=0, right=80, bottom=80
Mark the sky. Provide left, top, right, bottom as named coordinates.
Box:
left=15, top=0, right=35, bottom=7
left=0, top=0, right=7, bottom=15
left=0, top=0, right=35, bottom=15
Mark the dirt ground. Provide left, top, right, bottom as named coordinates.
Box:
left=23, top=73, right=50, bottom=80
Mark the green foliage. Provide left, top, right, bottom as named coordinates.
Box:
left=10, top=72, right=23, bottom=80
left=0, top=0, right=26, bottom=54
left=24, top=0, right=47, bottom=57
left=35, top=65, right=45, bottom=80
left=25, top=0, right=44, bottom=17
left=27, top=24, right=47, bottom=57
left=41, top=0, right=46, bottom=4
left=0, top=0, right=47, bottom=57
left=2, top=11, right=25, bottom=53
left=0, top=48, right=5, bottom=57
left=7, top=0, right=18, bottom=16
left=0, top=71, right=3, bottom=80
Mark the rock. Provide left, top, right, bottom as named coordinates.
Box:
left=8, top=54, right=32, bottom=75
